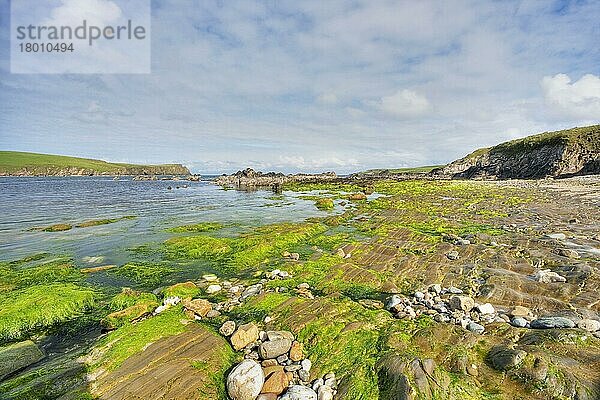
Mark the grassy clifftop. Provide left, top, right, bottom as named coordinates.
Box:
left=0, top=151, right=190, bottom=176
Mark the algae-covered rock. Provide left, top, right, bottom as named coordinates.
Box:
left=377, top=355, right=412, bottom=400
left=102, top=301, right=158, bottom=329
left=486, top=345, right=527, bottom=371
left=0, top=340, right=44, bottom=380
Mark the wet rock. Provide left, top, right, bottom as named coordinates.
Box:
left=227, top=359, right=264, bottom=400
left=449, top=295, right=475, bottom=312
left=577, top=319, right=600, bottom=332
left=0, top=340, right=44, bottom=381
left=259, top=338, right=292, bottom=359
left=241, top=284, right=263, bottom=299
left=533, top=269, right=567, bottom=283
left=530, top=316, right=575, bottom=329
left=231, top=323, right=260, bottom=350
left=447, top=286, right=463, bottom=294
left=511, top=317, right=528, bottom=328
left=220, top=320, right=236, bottom=336
left=279, top=385, right=318, bottom=400
left=182, top=298, right=212, bottom=317
left=487, top=346, right=527, bottom=371
left=377, top=355, right=412, bottom=400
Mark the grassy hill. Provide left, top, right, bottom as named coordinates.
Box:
left=0, top=151, right=190, bottom=176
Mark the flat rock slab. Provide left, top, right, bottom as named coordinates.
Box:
left=0, top=340, right=44, bottom=380
left=92, top=324, right=230, bottom=400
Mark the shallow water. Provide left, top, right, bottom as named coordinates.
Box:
left=0, top=177, right=332, bottom=265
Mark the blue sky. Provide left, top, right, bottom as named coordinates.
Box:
left=1, top=0, right=599, bottom=174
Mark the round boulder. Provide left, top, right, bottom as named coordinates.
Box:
left=227, top=359, right=264, bottom=400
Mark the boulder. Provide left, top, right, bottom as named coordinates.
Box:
left=557, top=248, right=580, bottom=258
left=0, top=340, right=44, bottom=381
left=476, top=303, right=495, bottom=315
left=467, top=322, right=485, bottom=334
left=266, top=331, right=294, bottom=341
left=182, top=298, right=212, bottom=317
left=317, top=385, right=335, bottom=400
left=259, top=338, right=293, bottom=359
left=289, top=341, right=304, bottom=362
left=231, top=323, right=260, bottom=350
left=206, top=284, right=222, bottom=294
left=533, top=269, right=567, bottom=283
left=279, top=385, right=318, bottom=400
left=530, top=317, right=575, bottom=329
left=227, top=359, right=264, bottom=400
left=449, top=295, right=475, bottom=312
left=510, top=306, right=531, bottom=317
left=487, top=346, right=527, bottom=371
left=511, top=317, right=528, bottom=328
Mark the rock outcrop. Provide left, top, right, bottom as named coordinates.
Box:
left=432, top=125, right=600, bottom=179
left=214, top=168, right=338, bottom=189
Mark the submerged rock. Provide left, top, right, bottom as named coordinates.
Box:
left=227, top=359, right=264, bottom=400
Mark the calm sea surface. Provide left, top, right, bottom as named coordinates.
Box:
left=0, top=177, right=331, bottom=265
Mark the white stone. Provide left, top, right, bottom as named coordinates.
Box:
left=476, top=303, right=495, bottom=315
left=534, top=269, right=567, bottom=283
left=317, top=385, right=334, bottom=400
left=206, top=284, right=222, bottom=294
left=163, top=296, right=180, bottom=306
left=202, top=274, right=219, bottom=282
left=545, top=233, right=566, bottom=240
left=279, top=385, right=318, bottom=400
left=301, top=358, right=312, bottom=372
left=578, top=319, right=600, bottom=332
left=226, top=359, right=264, bottom=400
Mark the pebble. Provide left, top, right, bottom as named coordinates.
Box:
left=206, top=284, right=222, bottom=294
left=467, top=322, right=485, bottom=334
left=220, top=320, right=236, bottom=337
left=510, top=317, right=528, bottom=328
left=202, top=274, right=219, bottom=282
left=446, top=251, right=460, bottom=260
left=476, top=303, right=495, bottom=315
left=530, top=316, right=575, bottom=329
left=545, top=233, right=566, bottom=240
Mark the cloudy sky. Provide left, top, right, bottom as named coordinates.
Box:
left=1, top=0, right=599, bottom=174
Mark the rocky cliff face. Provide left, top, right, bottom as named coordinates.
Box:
left=214, top=168, right=338, bottom=188
left=433, top=125, right=600, bottom=179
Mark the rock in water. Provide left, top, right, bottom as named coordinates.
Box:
left=279, top=385, right=318, bottom=400
left=231, top=323, right=259, bottom=350
left=0, top=340, right=44, bottom=380
left=227, top=359, right=264, bottom=400
left=530, top=317, right=575, bottom=329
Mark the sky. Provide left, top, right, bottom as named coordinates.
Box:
left=0, top=0, right=599, bottom=174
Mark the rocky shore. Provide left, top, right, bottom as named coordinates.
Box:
left=214, top=168, right=338, bottom=189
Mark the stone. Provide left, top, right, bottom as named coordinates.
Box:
left=447, top=286, right=463, bottom=294
left=487, top=346, right=527, bottom=371
left=530, top=316, right=575, bottom=329
left=182, top=298, right=212, bottom=317
left=298, top=369, right=310, bottom=382
left=466, top=363, right=479, bottom=376
left=262, top=359, right=278, bottom=367
left=449, top=295, right=475, bottom=312
left=348, top=192, right=367, bottom=201
left=301, top=358, right=312, bottom=371
left=386, top=295, right=403, bottom=310
left=266, top=331, right=294, bottom=341
left=297, top=283, right=310, bottom=290
left=414, top=291, right=425, bottom=300
left=317, top=385, right=334, bottom=400
left=259, top=338, right=293, bottom=359
left=510, top=305, right=531, bottom=317
left=206, top=284, right=222, bottom=294
left=206, top=310, right=221, bottom=318
left=336, top=248, right=346, bottom=258
left=261, top=370, right=289, bottom=395
left=467, top=322, right=485, bottom=334
left=202, top=273, right=219, bottom=282
left=557, top=248, right=580, bottom=259
left=446, top=251, right=460, bottom=260
left=231, top=323, right=260, bottom=350
left=577, top=319, right=600, bottom=332
left=289, top=253, right=300, bottom=261
left=227, top=359, right=264, bottom=400
left=534, top=269, right=567, bottom=283
left=545, top=233, right=566, bottom=240
left=220, top=320, right=236, bottom=337
left=476, top=303, right=495, bottom=315
left=279, top=385, right=318, bottom=400
left=428, top=284, right=442, bottom=294
left=0, top=340, right=44, bottom=381
left=289, top=341, right=304, bottom=362
left=257, top=394, right=278, bottom=400
left=511, top=317, right=528, bottom=328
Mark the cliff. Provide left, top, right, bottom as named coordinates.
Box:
left=432, top=125, right=600, bottom=179
left=0, top=151, right=191, bottom=176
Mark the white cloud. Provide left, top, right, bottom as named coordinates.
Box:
left=375, top=89, right=430, bottom=118
left=541, top=74, right=600, bottom=119
left=44, top=0, right=122, bottom=26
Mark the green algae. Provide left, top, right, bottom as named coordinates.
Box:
left=89, top=306, right=187, bottom=372
left=167, top=222, right=224, bottom=233
left=315, top=197, right=335, bottom=210
left=109, top=287, right=159, bottom=311
left=75, top=216, right=135, bottom=228
left=0, top=284, right=95, bottom=343
left=113, top=262, right=175, bottom=287
left=162, top=281, right=200, bottom=299
left=0, top=258, right=83, bottom=292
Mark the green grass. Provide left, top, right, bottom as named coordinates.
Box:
left=0, top=151, right=189, bottom=175
left=0, top=284, right=95, bottom=342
